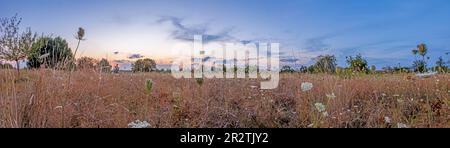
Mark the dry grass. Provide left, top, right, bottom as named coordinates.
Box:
left=0, top=69, right=449, bottom=128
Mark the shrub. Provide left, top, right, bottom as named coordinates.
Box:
left=312, top=55, right=336, bottom=74
left=27, top=36, right=74, bottom=69
left=346, top=54, right=368, bottom=73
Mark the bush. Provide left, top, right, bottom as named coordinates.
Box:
left=27, top=36, right=74, bottom=69
left=132, top=58, right=156, bottom=73
left=312, top=55, right=336, bottom=74
left=346, top=54, right=368, bottom=73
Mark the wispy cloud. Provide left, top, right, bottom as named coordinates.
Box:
left=280, top=57, right=299, bottom=63
left=304, top=36, right=332, bottom=51
left=157, top=16, right=234, bottom=43
left=128, top=54, right=145, bottom=59
left=112, top=59, right=132, bottom=64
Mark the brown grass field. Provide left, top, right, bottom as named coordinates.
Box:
left=0, top=69, right=449, bottom=128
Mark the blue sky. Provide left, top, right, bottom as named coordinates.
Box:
left=1, top=0, right=449, bottom=69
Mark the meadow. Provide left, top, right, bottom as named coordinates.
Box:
left=0, top=69, right=448, bottom=128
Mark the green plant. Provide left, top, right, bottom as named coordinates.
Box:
left=412, top=43, right=429, bottom=73
left=413, top=60, right=427, bottom=73
left=146, top=79, right=154, bottom=94
left=144, top=79, right=154, bottom=125
left=196, top=78, right=204, bottom=86
left=336, top=67, right=354, bottom=78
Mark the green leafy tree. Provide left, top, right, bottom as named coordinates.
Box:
left=27, top=36, right=74, bottom=69
left=132, top=58, right=156, bottom=72
left=0, top=14, right=36, bottom=76
left=346, top=54, right=368, bottom=73
left=313, top=55, right=336, bottom=74
left=98, top=58, right=111, bottom=73
left=370, top=65, right=376, bottom=73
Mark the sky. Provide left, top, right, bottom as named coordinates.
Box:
left=1, top=0, right=450, bottom=70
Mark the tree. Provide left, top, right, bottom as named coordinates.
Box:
left=76, top=56, right=97, bottom=70
left=27, top=36, right=74, bottom=69
left=307, top=65, right=315, bottom=73
left=98, top=58, right=111, bottom=73
left=132, top=58, right=156, bottom=72
left=0, top=14, right=36, bottom=76
left=298, top=65, right=308, bottom=73
left=346, top=54, right=368, bottom=73
left=370, top=65, right=376, bottom=73
left=280, top=65, right=295, bottom=73
left=312, top=55, right=336, bottom=74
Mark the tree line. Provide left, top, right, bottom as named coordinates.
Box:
left=1, top=14, right=449, bottom=76
left=0, top=14, right=157, bottom=76
left=281, top=47, right=449, bottom=74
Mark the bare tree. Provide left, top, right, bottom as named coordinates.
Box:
left=0, top=14, right=36, bottom=76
